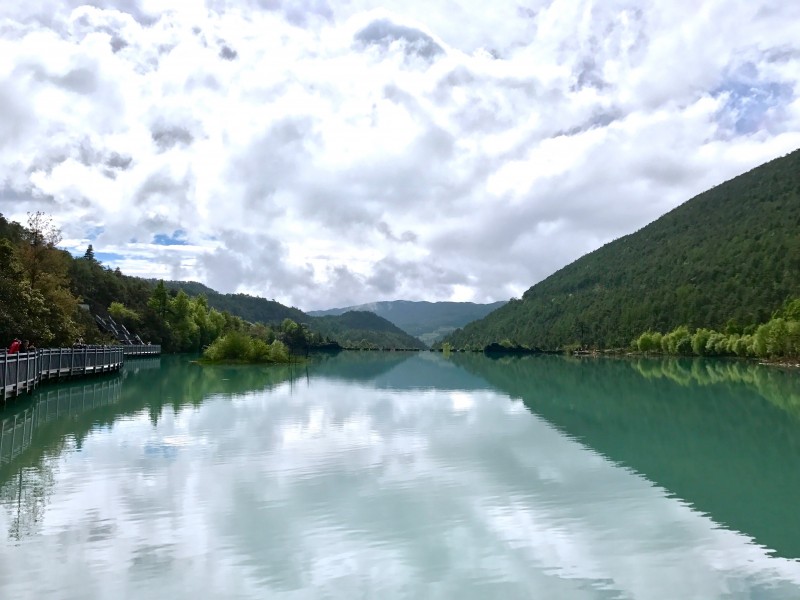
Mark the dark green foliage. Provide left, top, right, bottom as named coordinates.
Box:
left=312, top=311, right=428, bottom=350
left=446, top=149, right=800, bottom=350
left=0, top=213, right=236, bottom=350
left=2, top=213, right=420, bottom=353
left=309, top=300, right=507, bottom=344
left=162, top=281, right=307, bottom=324
left=637, top=300, right=800, bottom=359
left=164, top=282, right=421, bottom=350
left=0, top=215, right=84, bottom=346
left=202, top=331, right=290, bottom=363
left=0, top=214, right=25, bottom=242
left=0, top=239, right=49, bottom=343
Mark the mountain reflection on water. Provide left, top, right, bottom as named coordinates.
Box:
left=451, top=353, right=800, bottom=559
left=1, top=352, right=799, bottom=599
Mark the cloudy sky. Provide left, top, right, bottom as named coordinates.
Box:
left=0, top=0, right=798, bottom=310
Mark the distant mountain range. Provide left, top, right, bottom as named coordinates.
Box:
left=308, top=300, right=507, bottom=345
left=445, top=148, right=800, bottom=350
left=162, top=281, right=427, bottom=349
left=163, top=280, right=308, bottom=323
left=312, top=310, right=427, bottom=350
left=162, top=282, right=506, bottom=348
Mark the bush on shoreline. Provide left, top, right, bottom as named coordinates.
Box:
left=634, top=299, right=800, bottom=359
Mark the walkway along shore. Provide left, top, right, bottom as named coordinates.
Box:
left=0, top=345, right=161, bottom=403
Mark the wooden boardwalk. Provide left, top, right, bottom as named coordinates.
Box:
left=1, top=345, right=161, bottom=402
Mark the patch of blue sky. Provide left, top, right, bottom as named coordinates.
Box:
left=95, top=251, right=125, bottom=263
left=713, top=69, right=793, bottom=135
left=85, top=226, right=105, bottom=240
left=153, top=230, right=188, bottom=246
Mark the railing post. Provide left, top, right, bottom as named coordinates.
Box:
left=15, top=352, right=20, bottom=396
left=26, top=353, right=32, bottom=392
left=34, top=350, right=39, bottom=389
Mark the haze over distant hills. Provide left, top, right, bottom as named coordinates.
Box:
left=312, top=311, right=427, bottom=350
left=308, top=300, right=507, bottom=345
left=445, top=149, right=800, bottom=350
left=162, top=281, right=425, bottom=349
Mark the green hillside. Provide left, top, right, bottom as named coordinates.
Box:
left=445, top=149, right=800, bottom=350
left=312, top=311, right=427, bottom=350
left=0, top=212, right=431, bottom=352
left=164, top=282, right=425, bottom=350
left=164, top=280, right=308, bottom=324
left=309, top=300, right=506, bottom=344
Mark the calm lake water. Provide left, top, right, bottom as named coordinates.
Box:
left=2, top=352, right=800, bottom=599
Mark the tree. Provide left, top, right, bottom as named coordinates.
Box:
left=108, top=301, right=141, bottom=325
left=6, top=213, right=86, bottom=345
left=691, top=328, right=712, bottom=356
left=148, top=280, right=169, bottom=319
left=636, top=331, right=658, bottom=353
left=280, top=318, right=310, bottom=355
left=20, top=211, right=63, bottom=287
left=0, top=240, right=46, bottom=342
left=83, top=244, right=96, bottom=262
left=169, top=290, right=200, bottom=351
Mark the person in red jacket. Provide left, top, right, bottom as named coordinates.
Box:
left=8, top=338, right=21, bottom=354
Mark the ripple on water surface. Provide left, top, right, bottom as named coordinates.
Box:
left=1, top=354, right=800, bottom=599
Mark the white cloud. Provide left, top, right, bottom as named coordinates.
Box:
left=0, top=0, right=798, bottom=309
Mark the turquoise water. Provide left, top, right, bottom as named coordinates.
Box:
left=1, top=352, right=800, bottom=599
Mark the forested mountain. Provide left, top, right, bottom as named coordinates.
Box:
left=445, top=149, right=800, bottom=350
left=164, top=282, right=425, bottom=350
left=1, top=212, right=161, bottom=347
left=309, top=300, right=507, bottom=345
left=163, top=280, right=308, bottom=324
left=308, top=311, right=427, bottom=350
left=0, top=213, right=429, bottom=352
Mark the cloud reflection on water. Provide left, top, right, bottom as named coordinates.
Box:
left=1, top=355, right=800, bottom=599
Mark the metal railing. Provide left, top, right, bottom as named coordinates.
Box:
left=1, top=344, right=159, bottom=402
left=122, top=345, right=161, bottom=357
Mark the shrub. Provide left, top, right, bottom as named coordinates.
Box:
left=636, top=331, right=659, bottom=352
left=691, top=328, right=712, bottom=356
left=663, top=326, right=692, bottom=355
left=705, top=332, right=729, bottom=356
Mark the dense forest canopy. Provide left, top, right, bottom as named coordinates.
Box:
left=0, top=214, right=427, bottom=352
left=445, top=149, right=800, bottom=351
left=0, top=212, right=254, bottom=352
left=162, top=283, right=427, bottom=350
left=162, top=280, right=308, bottom=324
left=309, top=300, right=507, bottom=344
left=311, top=311, right=428, bottom=350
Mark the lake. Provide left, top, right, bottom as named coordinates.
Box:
left=2, top=352, right=800, bottom=599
